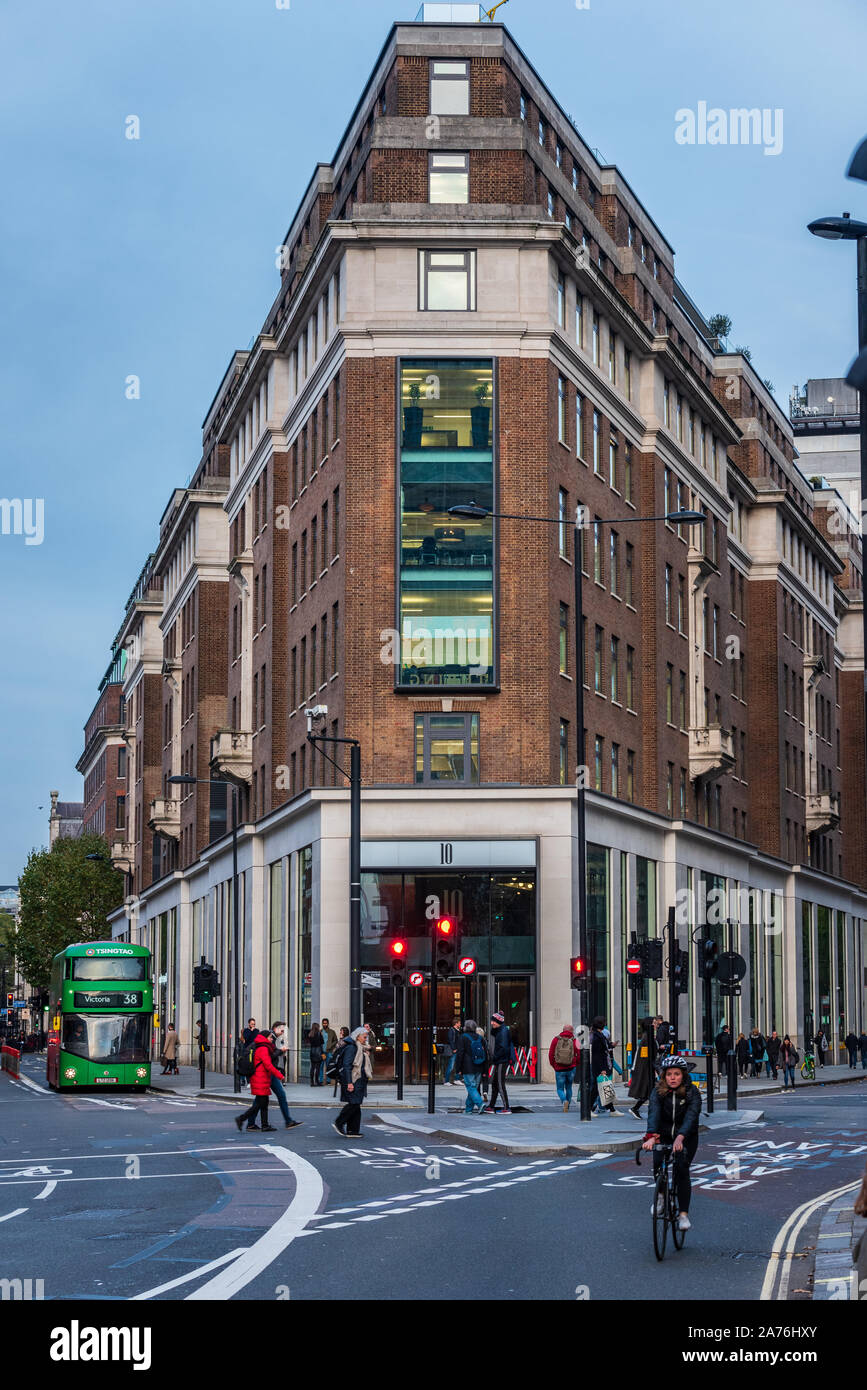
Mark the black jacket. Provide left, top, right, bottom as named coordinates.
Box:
left=845, top=1033, right=858, bottom=1051
left=590, top=1028, right=612, bottom=1078
left=455, top=1031, right=486, bottom=1075
left=490, top=1024, right=512, bottom=1065
left=715, top=1029, right=733, bottom=1061
left=646, top=1081, right=702, bottom=1142
left=766, top=1035, right=782, bottom=1063
left=338, top=1039, right=368, bottom=1105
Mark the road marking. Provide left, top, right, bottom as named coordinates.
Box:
left=75, top=1098, right=137, bottom=1111
left=184, top=1145, right=324, bottom=1300
left=34, top=1182, right=56, bottom=1200
left=303, top=1157, right=607, bottom=1235
left=0, top=1145, right=248, bottom=1165
left=0, top=1208, right=28, bottom=1222
left=309, top=1158, right=556, bottom=1216
left=760, top=1179, right=861, bottom=1301
left=0, top=1167, right=291, bottom=1188
left=130, top=1247, right=248, bottom=1300
left=9, top=1073, right=51, bottom=1096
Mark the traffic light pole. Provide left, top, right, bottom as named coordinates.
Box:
left=231, top=785, right=241, bottom=1093
left=198, top=959, right=206, bottom=1091
left=396, top=984, right=404, bottom=1101
left=428, top=928, right=437, bottom=1115
left=628, top=934, right=639, bottom=1082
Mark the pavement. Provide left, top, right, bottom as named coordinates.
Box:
left=812, top=1190, right=867, bottom=1301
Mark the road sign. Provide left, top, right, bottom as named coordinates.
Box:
left=409, top=971, right=424, bottom=987
left=458, top=957, right=476, bottom=975
left=626, top=958, right=641, bottom=975
left=717, top=951, right=747, bottom=985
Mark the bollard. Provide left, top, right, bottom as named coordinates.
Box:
left=727, top=1050, right=738, bottom=1111
left=703, top=1045, right=714, bottom=1113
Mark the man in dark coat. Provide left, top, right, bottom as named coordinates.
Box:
left=859, top=1031, right=867, bottom=1070
left=844, top=1030, right=859, bottom=1069
left=628, top=1017, right=656, bottom=1119
left=766, top=1029, right=782, bottom=1079
left=484, top=1011, right=513, bottom=1114
left=715, top=1024, right=732, bottom=1068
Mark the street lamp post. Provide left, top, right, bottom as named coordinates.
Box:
left=807, top=208, right=867, bottom=815
left=449, top=501, right=705, bottom=1121
left=169, top=774, right=241, bottom=1091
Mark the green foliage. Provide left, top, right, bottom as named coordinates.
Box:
left=734, top=344, right=752, bottom=362
left=0, top=912, right=15, bottom=982
left=16, top=835, right=124, bottom=989
left=708, top=313, right=732, bottom=340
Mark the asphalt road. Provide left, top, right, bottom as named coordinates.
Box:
left=2, top=1055, right=865, bottom=1304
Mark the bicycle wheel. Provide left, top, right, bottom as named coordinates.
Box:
left=652, top=1169, right=669, bottom=1261
left=800, top=1061, right=813, bottom=1080
left=671, top=1183, right=685, bottom=1250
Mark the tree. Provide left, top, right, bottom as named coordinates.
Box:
left=708, top=313, right=732, bottom=341
left=16, top=835, right=124, bottom=989
left=734, top=344, right=752, bottom=362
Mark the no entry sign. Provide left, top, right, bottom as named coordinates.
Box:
left=458, top=957, right=476, bottom=975
left=409, top=971, right=424, bottom=987
left=626, top=958, right=642, bottom=975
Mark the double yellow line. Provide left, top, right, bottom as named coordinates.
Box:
left=760, top=1180, right=860, bottom=1300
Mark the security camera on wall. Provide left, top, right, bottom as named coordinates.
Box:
left=305, top=704, right=328, bottom=733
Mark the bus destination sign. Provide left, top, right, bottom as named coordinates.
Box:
left=73, top=991, right=143, bottom=1008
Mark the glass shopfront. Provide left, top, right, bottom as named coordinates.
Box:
left=398, top=359, right=495, bottom=688
left=361, top=865, right=536, bottom=1082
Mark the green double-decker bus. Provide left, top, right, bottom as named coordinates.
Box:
left=46, top=942, right=154, bottom=1089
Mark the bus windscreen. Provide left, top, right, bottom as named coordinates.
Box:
left=61, top=1014, right=150, bottom=1065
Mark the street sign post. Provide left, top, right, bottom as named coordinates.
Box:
left=409, top=971, right=424, bottom=987
left=458, top=957, right=476, bottom=976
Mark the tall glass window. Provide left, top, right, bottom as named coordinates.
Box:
left=399, top=360, right=494, bottom=687
left=586, top=845, right=609, bottom=1022
left=297, top=848, right=313, bottom=1072
left=269, top=861, right=283, bottom=1026
left=801, top=900, right=813, bottom=1043
left=835, top=910, right=846, bottom=1044
left=817, top=905, right=831, bottom=1034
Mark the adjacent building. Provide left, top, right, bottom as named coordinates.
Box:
left=48, top=792, right=84, bottom=845
left=97, top=9, right=866, bottom=1079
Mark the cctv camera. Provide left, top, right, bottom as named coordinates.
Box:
left=305, top=705, right=328, bottom=720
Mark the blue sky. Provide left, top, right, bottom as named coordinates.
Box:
left=1, top=0, right=865, bottom=881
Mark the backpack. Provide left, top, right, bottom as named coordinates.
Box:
left=470, top=1034, right=487, bottom=1066
left=325, top=1040, right=349, bottom=1084
left=237, top=1040, right=261, bottom=1082
left=789, top=1048, right=799, bottom=1065
left=553, top=1034, right=575, bottom=1067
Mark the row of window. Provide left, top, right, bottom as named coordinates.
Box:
left=556, top=290, right=634, bottom=403
left=662, top=380, right=723, bottom=483
left=290, top=603, right=339, bottom=711
left=162, top=517, right=198, bottom=608
left=782, top=521, right=831, bottom=604
left=556, top=377, right=636, bottom=503
left=291, top=487, right=340, bottom=607
left=290, top=372, right=341, bottom=501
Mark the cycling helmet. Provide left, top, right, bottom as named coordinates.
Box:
left=660, top=1054, right=694, bottom=1073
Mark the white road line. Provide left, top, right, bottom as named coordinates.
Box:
left=760, top=1179, right=861, bottom=1301
left=34, top=1182, right=56, bottom=1200
left=0, top=1208, right=28, bottom=1222
left=310, top=1158, right=555, bottom=1217
left=184, top=1145, right=324, bottom=1300
left=76, top=1097, right=137, bottom=1110
left=0, top=1167, right=290, bottom=1188
left=9, top=1074, right=51, bottom=1096
left=0, top=1146, right=246, bottom=1164
left=130, top=1248, right=248, bottom=1301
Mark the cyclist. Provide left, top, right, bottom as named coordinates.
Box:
left=641, top=1055, right=702, bottom=1232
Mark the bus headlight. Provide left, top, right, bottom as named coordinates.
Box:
left=135, top=1067, right=147, bottom=1078
left=64, top=1067, right=77, bottom=1080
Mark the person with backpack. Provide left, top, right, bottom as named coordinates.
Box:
left=333, top=1025, right=373, bottom=1137
left=484, top=1011, right=513, bottom=1115
left=455, top=1018, right=488, bottom=1113
left=234, top=1029, right=282, bottom=1132
left=781, top=1034, right=799, bottom=1088
left=548, top=1023, right=580, bottom=1111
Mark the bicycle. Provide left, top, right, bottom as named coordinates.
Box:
left=800, top=1051, right=815, bottom=1081
left=637, top=1142, right=687, bottom=1261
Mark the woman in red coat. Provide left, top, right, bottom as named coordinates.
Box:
left=235, top=1032, right=282, bottom=1132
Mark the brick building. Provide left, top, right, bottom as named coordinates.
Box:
left=76, top=652, right=126, bottom=847
left=102, top=10, right=866, bottom=1077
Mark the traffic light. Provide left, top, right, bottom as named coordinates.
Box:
left=671, top=945, right=689, bottom=995
left=646, top=939, right=664, bottom=979
left=5, top=992, right=12, bottom=1009
left=193, top=964, right=221, bottom=1004
left=389, top=938, right=408, bottom=987
left=570, top=955, right=590, bottom=990
left=698, top=939, right=719, bottom=980
left=435, top=918, right=457, bottom=979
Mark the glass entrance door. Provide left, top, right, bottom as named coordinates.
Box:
left=401, top=973, right=535, bottom=1083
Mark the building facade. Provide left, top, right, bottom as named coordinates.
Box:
left=102, top=13, right=866, bottom=1079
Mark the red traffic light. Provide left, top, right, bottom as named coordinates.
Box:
left=570, top=956, right=590, bottom=990
left=572, top=956, right=586, bottom=975
left=390, top=939, right=407, bottom=957
left=436, top=918, right=454, bottom=936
